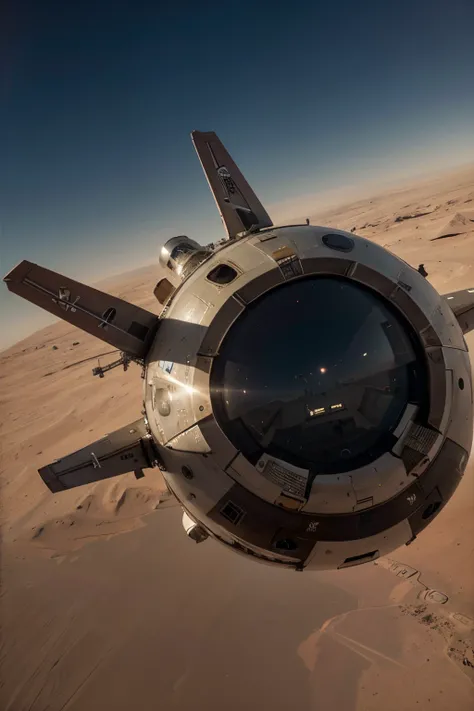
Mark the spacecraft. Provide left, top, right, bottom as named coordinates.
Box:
left=4, top=132, right=474, bottom=571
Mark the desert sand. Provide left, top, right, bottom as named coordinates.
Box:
left=1, top=165, right=474, bottom=710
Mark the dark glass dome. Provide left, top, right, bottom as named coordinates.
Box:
left=210, top=276, right=427, bottom=473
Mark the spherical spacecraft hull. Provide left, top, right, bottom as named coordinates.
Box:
left=143, top=225, right=473, bottom=571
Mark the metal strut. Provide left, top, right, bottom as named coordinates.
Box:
left=92, top=351, right=142, bottom=378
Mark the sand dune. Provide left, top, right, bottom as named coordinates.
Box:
left=27, top=485, right=170, bottom=556
left=1, top=165, right=474, bottom=710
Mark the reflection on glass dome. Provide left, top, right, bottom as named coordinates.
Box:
left=211, top=277, right=427, bottom=473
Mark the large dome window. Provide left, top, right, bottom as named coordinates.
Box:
left=210, top=276, right=428, bottom=474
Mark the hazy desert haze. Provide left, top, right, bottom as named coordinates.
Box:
left=1, top=166, right=474, bottom=711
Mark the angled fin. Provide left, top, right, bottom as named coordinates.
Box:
left=3, top=261, right=159, bottom=358
left=39, top=419, right=163, bottom=492
left=191, top=130, right=273, bottom=239
left=443, top=288, right=474, bottom=334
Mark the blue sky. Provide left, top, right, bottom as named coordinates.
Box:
left=1, top=0, right=474, bottom=348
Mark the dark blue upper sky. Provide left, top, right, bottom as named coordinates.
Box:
left=1, top=0, right=474, bottom=346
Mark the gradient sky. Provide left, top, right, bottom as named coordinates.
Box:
left=1, top=0, right=474, bottom=348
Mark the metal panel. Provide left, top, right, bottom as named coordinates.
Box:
left=159, top=449, right=236, bottom=519
left=390, top=286, right=431, bottom=332
left=305, top=519, right=412, bottom=571
left=349, top=262, right=397, bottom=298
left=153, top=277, right=175, bottom=305
left=166, top=425, right=211, bottom=453
left=398, top=421, right=445, bottom=476
left=226, top=453, right=282, bottom=502
left=442, top=347, right=474, bottom=453
left=393, top=403, right=419, bottom=440
left=425, top=347, right=448, bottom=429
left=206, top=472, right=425, bottom=547
left=407, top=438, right=468, bottom=539
left=416, top=437, right=468, bottom=499
left=3, top=261, right=159, bottom=358
left=301, top=257, right=354, bottom=276
left=191, top=130, right=273, bottom=239
left=234, top=267, right=284, bottom=304
left=146, top=318, right=208, bottom=367
left=304, top=473, right=357, bottom=514
left=256, top=454, right=309, bottom=501
left=430, top=299, right=467, bottom=350
left=443, top=287, right=474, bottom=334
left=197, top=417, right=239, bottom=469
left=145, top=363, right=212, bottom=447
left=198, top=294, right=245, bottom=356
left=38, top=419, right=159, bottom=492
left=419, top=324, right=442, bottom=347
left=207, top=481, right=301, bottom=555
left=348, top=453, right=414, bottom=508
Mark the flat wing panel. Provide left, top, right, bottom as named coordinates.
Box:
left=39, top=419, right=161, bottom=492
left=443, top=288, right=474, bottom=334
left=191, top=130, right=273, bottom=239
left=3, top=261, right=159, bottom=358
